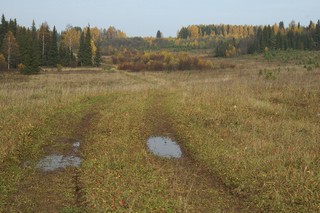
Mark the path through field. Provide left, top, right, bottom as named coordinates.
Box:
left=5, top=111, right=97, bottom=211
left=2, top=70, right=252, bottom=212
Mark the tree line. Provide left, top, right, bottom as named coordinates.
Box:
left=102, top=20, right=320, bottom=56
left=1, top=14, right=320, bottom=73
left=178, top=24, right=256, bottom=39
left=177, top=20, right=320, bottom=56
left=0, top=14, right=104, bottom=74
left=250, top=20, right=320, bottom=52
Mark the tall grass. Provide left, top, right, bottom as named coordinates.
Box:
left=0, top=54, right=319, bottom=211
left=166, top=67, right=320, bottom=211
left=0, top=70, right=144, bottom=162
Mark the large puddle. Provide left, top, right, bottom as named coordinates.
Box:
left=147, top=136, right=182, bottom=158
left=37, top=141, right=82, bottom=172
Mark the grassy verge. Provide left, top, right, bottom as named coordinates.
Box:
left=169, top=69, right=320, bottom=211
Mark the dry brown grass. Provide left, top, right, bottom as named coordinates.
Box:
left=0, top=69, right=146, bottom=162
left=0, top=55, right=319, bottom=211
left=162, top=59, right=320, bottom=211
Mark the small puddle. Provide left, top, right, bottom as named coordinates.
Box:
left=37, top=141, right=82, bottom=172
left=147, top=136, right=182, bottom=158
left=37, top=155, right=82, bottom=172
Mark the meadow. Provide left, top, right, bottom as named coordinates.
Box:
left=0, top=52, right=319, bottom=212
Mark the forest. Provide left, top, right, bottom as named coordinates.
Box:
left=0, top=14, right=320, bottom=74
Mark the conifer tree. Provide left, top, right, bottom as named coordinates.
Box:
left=8, top=19, right=17, bottom=36
left=16, top=27, right=28, bottom=64
left=59, top=41, right=68, bottom=66
left=22, top=21, right=40, bottom=74
left=48, top=26, right=59, bottom=66
left=94, top=40, right=101, bottom=66
left=0, top=14, right=8, bottom=49
left=156, top=30, right=163, bottom=38
left=78, top=27, right=93, bottom=66
left=84, top=27, right=93, bottom=66
left=78, top=31, right=85, bottom=66
left=315, top=20, right=320, bottom=50
left=22, top=36, right=40, bottom=74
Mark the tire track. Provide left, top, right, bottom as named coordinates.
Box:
left=5, top=111, right=98, bottom=212
left=143, top=92, right=253, bottom=212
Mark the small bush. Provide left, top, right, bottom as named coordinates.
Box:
left=18, top=63, right=25, bottom=72
left=56, top=64, right=63, bottom=72
left=0, top=54, right=7, bottom=70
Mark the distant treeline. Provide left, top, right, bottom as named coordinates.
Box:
left=180, top=21, right=320, bottom=56
left=0, top=15, right=128, bottom=73
left=102, top=20, right=320, bottom=56
left=1, top=13, right=320, bottom=74
left=178, top=24, right=256, bottom=39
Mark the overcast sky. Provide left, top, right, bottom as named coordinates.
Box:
left=1, top=0, right=319, bottom=37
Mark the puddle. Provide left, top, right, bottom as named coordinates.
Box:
left=147, top=136, right=182, bottom=158
left=37, top=141, right=82, bottom=172
left=37, top=155, right=82, bottom=172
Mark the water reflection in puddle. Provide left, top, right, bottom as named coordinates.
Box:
left=147, top=136, right=182, bottom=158
left=37, top=155, right=82, bottom=172
left=37, top=141, right=82, bottom=172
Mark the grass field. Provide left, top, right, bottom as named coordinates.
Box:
left=0, top=53, right=319, bottom=212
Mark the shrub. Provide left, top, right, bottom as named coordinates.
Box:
left=178, top=54, right=193, bottom=70
left=0, top=54, right=7, bottom=70
left=118, top=62, right=146, bottom=72
left=18, top=63, right=25, bottom=72
left=149, top=61, right=164, bottom=71
left=56, top=64, right=63, bottom=72
left=113, top=50, right=212, bottom=71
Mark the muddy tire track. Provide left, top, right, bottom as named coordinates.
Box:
left=143, top=93, right=253, bottom=212
left=72, top=112, right=97, bottom=209
left=5, top=111, right=98, bottom=212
